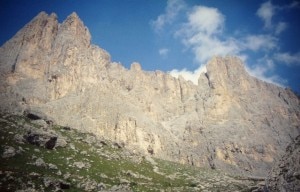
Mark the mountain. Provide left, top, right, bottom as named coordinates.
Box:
left=0, top=12, right=299, bottom=177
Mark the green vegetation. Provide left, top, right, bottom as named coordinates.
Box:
left=0, top=114, right=259, bottom=191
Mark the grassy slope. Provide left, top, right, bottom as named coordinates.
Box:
left=0, top=114, right=259, bottom=192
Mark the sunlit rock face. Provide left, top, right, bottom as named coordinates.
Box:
left=0, top=12, right=299, bottom=177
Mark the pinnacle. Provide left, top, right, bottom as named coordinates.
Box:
left=202, top=56, right=249, bottom=90
left=28, top=11, right=58, bottom=28
left=61, top=11, right=87, bottom=31
left=34, top=11, right=57, bottom=21
left=33, top=11, right=57, bottom=19
left=37, top=11, right=48, bottom=17
left=66, top=12, right=80, bottom=20
left=206, top=56, right=247, bottom=77
left=130, top=62, right=142, bottom=71
left=30, top=11, right=49, bottom=22
left=49, top=12, right=58, bottom=19
left=57, top=11, right=91, bottom=47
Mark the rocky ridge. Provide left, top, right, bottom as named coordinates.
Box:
left=0, top=12, right=299, bottom=177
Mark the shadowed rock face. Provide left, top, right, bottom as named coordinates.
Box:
left=0, top=12, right=299, bottom=177
left=265, top=135, right=300, bottom=191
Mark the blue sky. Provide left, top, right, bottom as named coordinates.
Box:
left=0, top=0, right=300, bottom=92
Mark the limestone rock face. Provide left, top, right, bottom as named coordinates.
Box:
left=0, top=12, right=299, bottom=177
left=0, top=11, right=110, bottom=109
left=265, top=135, right=300, bottom=191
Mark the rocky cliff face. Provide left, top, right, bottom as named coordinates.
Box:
left=265, top=135, right=300, bottom=191
left=0, top=12, right=299, bottom=177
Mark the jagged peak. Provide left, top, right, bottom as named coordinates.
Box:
left=206, top=56, right=245, bottom=71
left=30, top=11, right=57, bottom=23
left=49, top=12, right=58, bottom=19
left=0, top=11, right=59, bottom=50
left=35, top=11, right=48, bottom=18
left=58, top=12, right=91, bottom=47
left=201, top=56, right=249, bottom=90
left=67, top=12, right=79, bottom=19
left=62, top=12, right=84, bottom=27
left=205, top=56, right=247, bottom=78
left=130, top=62, right=142, bottom=71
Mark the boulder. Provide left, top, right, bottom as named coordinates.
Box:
left=1, top=146, right=17, bottom=158
left=44, top=137, right=57, bottom=150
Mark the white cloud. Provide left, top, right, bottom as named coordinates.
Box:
left=281, top=1, right=299, bottom=9
left=152, top=1, right=293, bottom=87
left=256, top=1, right=298, bottom=34
left=256, top=1, right=275, bottom=29
left=177, top=5, right=240, bottom=64
left=275, top=22, right=287, bottom=35
left=169, top=5, right=243, bottom=84
left=186, top=6, right=224, bottom=35
left=151, top=0, right=185, bottom=32
left=274, top=52, right=300, bottom=65
left=242, top=35, right=278, bottom=51
left=159, top=48, right=169, bottom=57
left=245, top=57, right=287, bottom=87
left=188, top=35, right=240, bottom=64
left=170, top=5, right=282, bottom=85
left=169, top=65, right=207, bottom=85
